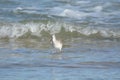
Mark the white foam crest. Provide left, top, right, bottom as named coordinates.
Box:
left=13, top=7, right=23, bottom=13
left=0, top=23, right=40, bottom=38
left=0, top=26, right=12, bottom=38
left=16, top=7, right=23, bottom=10
left=0, top=22, right=120, bottom=39
left=47, top=22, right=65, bottom=34
left=60, top=9, right=88, bottom=19
left=80, top=27, right=98, bottom=36
left=50, top=6, right=89, bottom=19
left=11, top=25, right=29, bottom=38
left=0, top=22, right=67, bottom=38
left=93, top=6, right=103, bottom=12
left=51, top=3, right=104, bottom=19
left=13, top=7, right=39, bottom=14
left=76, top=1, right=90, bottom=4
left=28, top=23, right=49, bottom=36
left=51, top=7, right=64, bottom=14
left=79, top=26, right=120, bottom=38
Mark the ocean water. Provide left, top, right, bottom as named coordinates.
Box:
left=0, top=0, right=120, bottom=80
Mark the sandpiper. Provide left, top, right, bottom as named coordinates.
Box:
left=51, top=34, right=63, bottom=52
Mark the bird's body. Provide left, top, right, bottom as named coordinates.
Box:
left=52, top=34, right=63, bottom=52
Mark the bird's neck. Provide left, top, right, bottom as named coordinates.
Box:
left=52, top=35, right=56, bottom=42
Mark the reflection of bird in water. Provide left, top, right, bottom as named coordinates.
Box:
left=51, top=34, right=63, bottom=53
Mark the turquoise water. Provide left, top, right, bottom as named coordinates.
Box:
left=0, top=0, right=120, bottom=80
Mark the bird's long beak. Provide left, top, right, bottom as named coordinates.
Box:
left=50, top=38, right=53, bottom=44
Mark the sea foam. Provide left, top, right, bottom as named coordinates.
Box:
left=0, top=22, right=120, bottom=39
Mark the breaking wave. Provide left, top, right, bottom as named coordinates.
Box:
left=0, top=21, right=120, bottom=41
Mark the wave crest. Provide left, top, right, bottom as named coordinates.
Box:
left=0, top=22, right=120, bottom=40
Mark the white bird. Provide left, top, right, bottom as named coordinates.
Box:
left=51, top=34, right=63, bottom=52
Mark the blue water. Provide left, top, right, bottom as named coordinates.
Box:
left=0, top=0, right=120, bottom=80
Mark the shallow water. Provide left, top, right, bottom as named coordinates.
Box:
left=0, top=0, right=120, bottom=80
left=0, top=38, right=120, bottom=79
